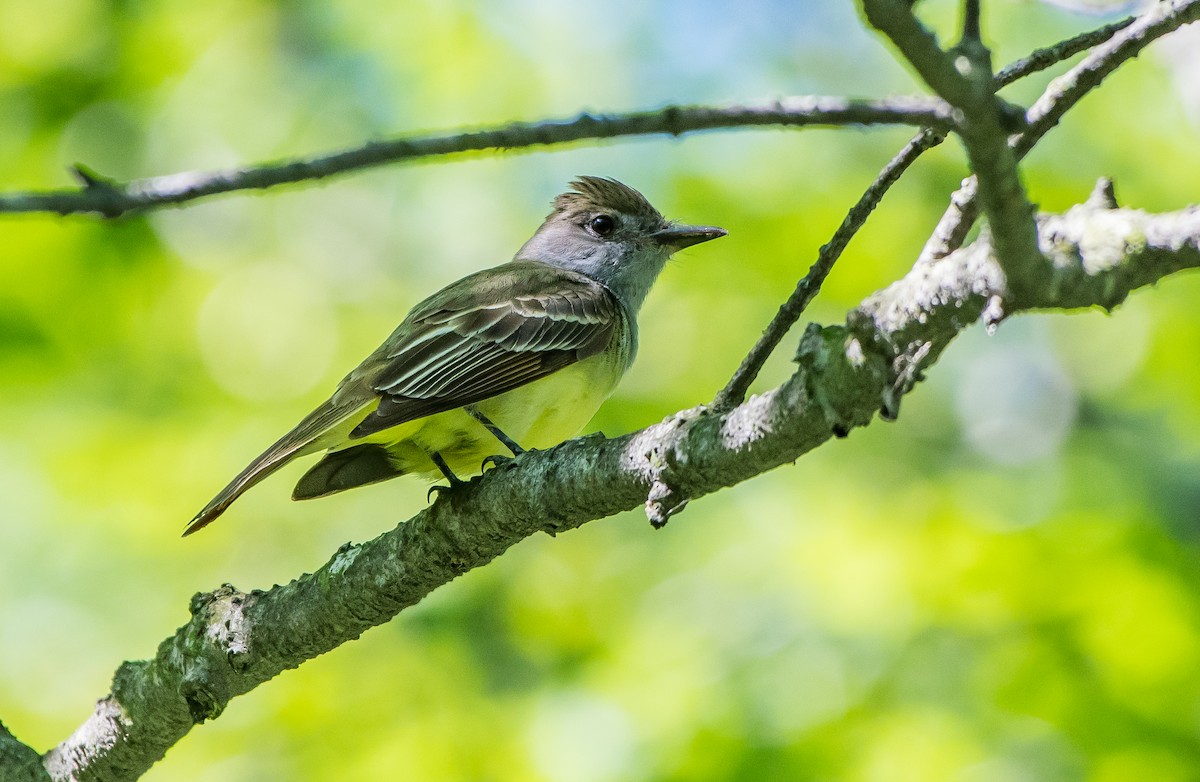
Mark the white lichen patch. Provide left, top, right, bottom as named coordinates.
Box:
left=1056, top=206, right=1148, bottom=274
left=1145, top=206, right=1200, bottom=253
left=621, top=407, right=704, bottom=480
left=205, top=592, right=250, bottom=657
left=42, top=697, right=130, bottom=778
left=720, top=391, right=778, bottom=451
left=860, top=242, right=1001, bottom=335
left=329, top=544, right=362, bottom=575
left=845, top=337, right=865, bottom=368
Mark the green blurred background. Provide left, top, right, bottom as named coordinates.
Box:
left=3, top=0, right=1200, bottom=779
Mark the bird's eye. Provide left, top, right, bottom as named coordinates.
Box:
left=588, top=214, right=616, bottom=237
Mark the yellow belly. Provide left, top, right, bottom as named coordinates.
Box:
left=351, top=350, right=625, bottom=480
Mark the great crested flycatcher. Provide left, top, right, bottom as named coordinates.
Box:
left=184, top=177, right=725, bottom=535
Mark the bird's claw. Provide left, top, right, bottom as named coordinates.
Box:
left=481, top=453, right=515, bottom=471
left=427, top=483, right=459, bottom=502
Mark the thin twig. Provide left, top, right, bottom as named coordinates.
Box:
left=961, top=0, right=982, bottom=45
left=862, top=0, right=980, bottom=109
left=0, top=15, right=1136, bottom=225
left=711, top=15, right=1136, bottom=409
left=711, top=130, right=943, bottom=411
left=0, top=97, right=954, bottom=219
left=994, top=16, right=1134, bottom=86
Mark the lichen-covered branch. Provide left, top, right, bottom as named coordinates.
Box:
left=36, top=200, right=1200, bottom=782
left=0, top=722, right=48, bottom=782
left=0, top=97, right=954, bottom=219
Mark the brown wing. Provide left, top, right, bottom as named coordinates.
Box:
left=350, top=262, right=622, bottom=439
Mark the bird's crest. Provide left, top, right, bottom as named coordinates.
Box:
left=553, top=176, right=663, bottom=221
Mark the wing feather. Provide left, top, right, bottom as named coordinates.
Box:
left=350, top=262, right=624, bottom=439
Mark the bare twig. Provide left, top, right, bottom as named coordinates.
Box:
left=711, top=129, right=943, bottom=411
left=861, top=1, right=978, bottom=107
left=711, top=16, right=1135, bottom=409
left=1020, top=1, right=1200, bottom=153
left=0, top=97, right=955, bottom=219
left=961, top=0, right=983, bottom=45
left=994, top=16, right=1134, bottom=85
left=37, top=202, right=1200, bottom=782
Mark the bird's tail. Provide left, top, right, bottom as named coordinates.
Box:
left=183, top=400, right=364, bottom=536
left=183, top=448, right=301, bottom=536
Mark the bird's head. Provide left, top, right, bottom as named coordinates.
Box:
left=515, top=176, right=726, bottom=312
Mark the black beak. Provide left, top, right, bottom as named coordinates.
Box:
left=650, top=223, right=728, bottom=250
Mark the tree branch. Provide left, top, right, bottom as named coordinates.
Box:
left=961, top=0, right=982, bottom=45
left=0, top=14, right=1130, bottom=226
left=37, top=199, right=1200, bottom=781
left=0, top=97, right=954, bottom=219
left=708, top=14, right=1136, bottom=410
left=1019, top=0, right=1200, bottom=153
left=862, top=0, right=1047, bottom=304
left=0, top=722, right=48, bottom=782
left=3, top=10, right=1192, bottom=782
left=917, top=0, right=1200, bottom=266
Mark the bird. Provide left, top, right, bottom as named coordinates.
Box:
left=184, top=177, right=726, bottom=535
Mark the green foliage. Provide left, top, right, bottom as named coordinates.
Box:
left=2, top=1, right=1199, bottom=779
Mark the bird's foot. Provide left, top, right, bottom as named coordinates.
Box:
left=427, top=482, right=463, bottom=502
